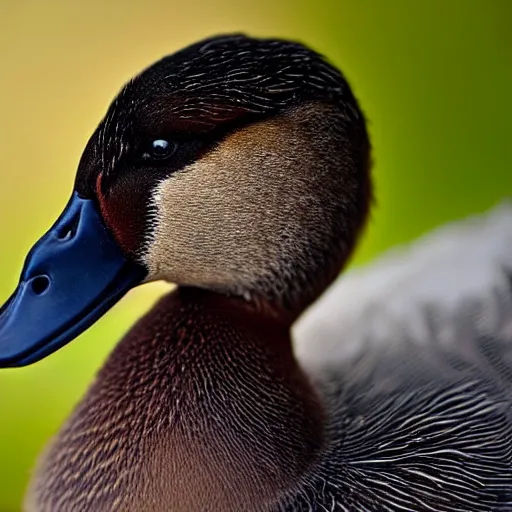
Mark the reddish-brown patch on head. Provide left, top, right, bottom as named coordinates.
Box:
left=95, top=173, right=144, bottom=256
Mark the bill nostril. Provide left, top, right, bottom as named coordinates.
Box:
left=31, top=275, right=51, bottom=296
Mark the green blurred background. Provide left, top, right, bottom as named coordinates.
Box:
left=0, top=0, right=510, bottom=509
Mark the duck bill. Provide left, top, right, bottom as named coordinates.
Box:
left=0, top=193, right=147, bottom=367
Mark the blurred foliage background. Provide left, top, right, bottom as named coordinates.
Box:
left=0, top=0, right=511, bottom=509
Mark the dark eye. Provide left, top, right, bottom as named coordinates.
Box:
left=141, top=139, right=176, bottom=161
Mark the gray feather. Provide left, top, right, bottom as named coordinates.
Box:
left=288, top=202, right=512, bottom=511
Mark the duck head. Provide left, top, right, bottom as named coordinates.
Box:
left=0, top=35, right=371, bottom=367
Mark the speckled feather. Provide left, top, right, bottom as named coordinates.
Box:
left=283, top=323, right=512, bottom=511
left=28, top=289, right=324, bottom=511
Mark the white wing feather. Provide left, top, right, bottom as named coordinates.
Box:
left=293, top=201, right=512, bottom=369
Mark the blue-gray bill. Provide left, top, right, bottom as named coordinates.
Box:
left=0, top=193, right=146, bottom=367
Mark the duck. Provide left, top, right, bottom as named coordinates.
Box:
left=0, top=34, right=511, bottom=512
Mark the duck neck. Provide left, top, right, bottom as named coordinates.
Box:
left=88, top=287, right=324, bottom=510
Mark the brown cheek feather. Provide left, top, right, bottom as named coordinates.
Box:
left=95, top=173, right=142, bottom=256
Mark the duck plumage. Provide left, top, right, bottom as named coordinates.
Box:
left=0, top=34, right=511, bottom=511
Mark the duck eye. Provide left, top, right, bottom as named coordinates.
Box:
left=141, top=139, right=176, bottom=161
